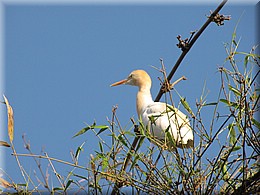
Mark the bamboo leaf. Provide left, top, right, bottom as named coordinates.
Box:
left=73, top=123, right=109, bottom=138
left=73, top=126, right=92, bottom=138
left=123, top=130, right=135, bottom=136
left=220, top=99, right=238, bottom=108
left=180, top=98, right=194, bottom=117
left=228, top=123, right=236, bottom=145
left=244, top=55, right=249, bottom=67
left=118, top=135, right=127, bottom=147
left=75, top=142, right=85, bottom=160
left=203, top=102, right=218, bottom=106
left=166, top=130, right=176, bottom=147
left=96, top=126, right=109, bottom=136
left=94, top=125, right=109, bottom=129
left=228, top=85, right=241, bottom=96
left=138, top=121, right=146, bottom=136
left=220, top=99, right=228, bottom=104
left=101, top=156, right=109, bottom=171
left=252, top=118, right=260, bottom=129
left=99, top=141, right=103, bottom=153
left=232, top=146, right=241, bottom=152
left=232, top=39, right=237, bottom=47
left=73, top=173, right=88, bottom=181
left=130, top=154, right=140, bottom=170
left=64, top=179, right=73, bottom=191
left=135, top=136, right=145, bottom=152
left=3, top=95, right=14, bottom=143
left=53, top=187, right=63, bottom=191
left=222, top=163, right=229, bottom=180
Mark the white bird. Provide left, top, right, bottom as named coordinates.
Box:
left=111, top=70, right=193, bottom=149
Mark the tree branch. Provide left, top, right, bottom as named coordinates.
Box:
left=155, top=0, right=228, bottom=102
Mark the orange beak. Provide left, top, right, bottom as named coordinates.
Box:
left=110, top=79, right=128, bottom=87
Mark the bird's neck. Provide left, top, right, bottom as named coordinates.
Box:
left=136, top=87, right=153, bottom=117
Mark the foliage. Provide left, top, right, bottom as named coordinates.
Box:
left=1, top=33, right=259, bottom=194
left=1, top=2, right=259, bottom=194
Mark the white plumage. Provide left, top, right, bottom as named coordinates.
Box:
left=111, top=70, right=193, bottom=148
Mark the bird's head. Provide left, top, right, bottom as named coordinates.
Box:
left=110, top=70, right=152, bottom=90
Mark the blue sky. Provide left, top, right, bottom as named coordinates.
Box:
left=0, top=0, right=258, bottom=190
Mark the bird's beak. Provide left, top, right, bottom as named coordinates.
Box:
left=110, top=79, right=128, bottom=87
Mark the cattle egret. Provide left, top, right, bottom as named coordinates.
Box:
left=111, top=70, right=193, bottom=148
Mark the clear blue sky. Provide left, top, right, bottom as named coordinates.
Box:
left=0, top=0, right=257, bottom=190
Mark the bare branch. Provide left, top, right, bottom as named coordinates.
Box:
left=155, top=0, right=229, bottom=102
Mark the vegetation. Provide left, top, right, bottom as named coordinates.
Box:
left=1, top=0, right=259, bottom=194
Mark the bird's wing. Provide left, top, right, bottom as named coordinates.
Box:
left=145, top=103, right=189, bottom=124
left=142, top=102, right=193, bottom=148
left=145, top=102, right=167, bottom=115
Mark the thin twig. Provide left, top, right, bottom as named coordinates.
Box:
left=170, top=76, right=187, bottom=89
left=22, top=135, right=51, bottom=192
left=45, top=152, right=64, bottom=189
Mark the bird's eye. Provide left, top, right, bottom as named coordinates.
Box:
left=128, top=74, right=133, bottom=79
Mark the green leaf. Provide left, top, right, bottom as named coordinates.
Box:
left=130, top=154, right=140, bottom=170
left=53, top=187, right=64, bottom=191
left=75, top=142, right=85, bottom=160
left=73, top=173, right=88, bottom=181
left=148, top=115, right=157, bottom=126
left=228, top=85, right=241, bottom=96
left=221, top=163, right=229, bottom=180
left=101, top=156, right=109, bottom=171
left=73, top=126, right=92, bottom=138
left=139, top=121, right=146, bottom=136
left=135, top=136, right=145, bottom=152
left=232, top=32, right=236, bottom=40
left=232, top=146, right=241, bottom=152
left=94, top=125, right=109, bottom=129
left=73, top=122, right=109, bottom=138
left=244, top=55, right=249, bottom=67
left=123, top=130, right=135, bottom=136
left=99, top=141, right=103, bottom=153
left=232, top=39, right=237, bottom=47
left=220, top=99, right=238, bottom=108
left=17, top=183, right=27, bottom=187
left=166, top=130, right=176, bottom=147
left=220, top=98, right=229, bottom=105
left=252, top=118, right=260, bottom=129
left=203, top=102, right=218, bottom=106
left=118, top=135, right=128, bottom=147
left=96, top=126, right=109, bottom=135
left=180, top=98, right=194, bottom=117
left=228, top=123, right=236, bottom=145
left=64, top=179, right=73, bottom=191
